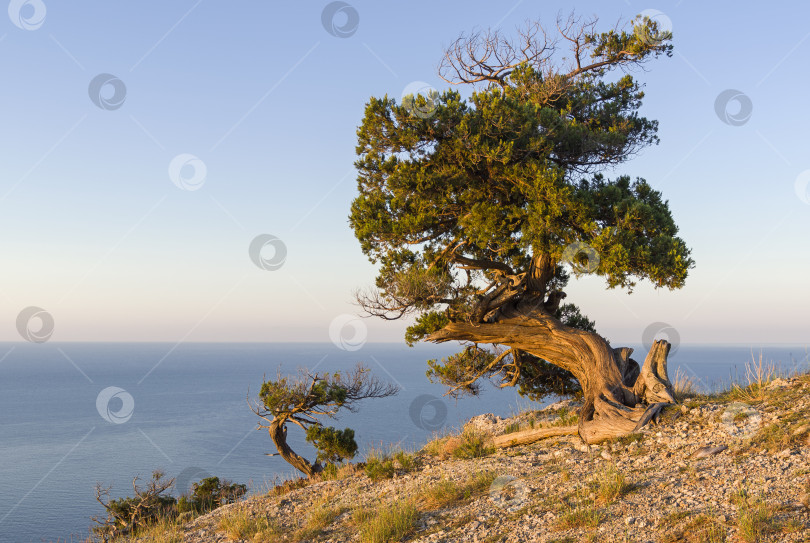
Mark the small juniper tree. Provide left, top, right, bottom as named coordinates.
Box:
left=184, top=477, right=246, bottom=512
left=250, top=364, right=398, bottom=478
left=92, top=470, right=175, bottom=541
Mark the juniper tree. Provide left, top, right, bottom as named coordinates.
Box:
left=250, top=364, right=398, bottom=477
left=350, top=15, right=693, bottom=443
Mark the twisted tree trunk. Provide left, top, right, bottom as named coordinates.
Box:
left=428, top=298, right=675, bottom=444
left=267, top=419, right=322, bottom=478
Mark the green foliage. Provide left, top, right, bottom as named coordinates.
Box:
left=319, top=462, right=339, bottom=480
left=175, top=496, right=193, bottom=514
left=305, top=426, right=358, bottom=464
left=364, top=457, right=396, bottom=481
left=405, top=311, right=449, bottom=346
left=362, top=447, right=417, bottom=480
left=252, top=365, right=398, bottom=478
left=555, top=303, right=596, bottom=333
left=517, top=357, right=582, bottom=401
left=259, top=373, right=349, bottom=416
left=350, top=16, right=693, bottom=403
left=188, top=476, right=246, bottom=512
left=426, top=345, right=497, bottom=396
left=103, top=494, right=176, bottom=530
left=393, top=449, right=416, bottom=472
left=92, top=470, right=247, bottom=540
left=92, top=470, right=177, bottom=540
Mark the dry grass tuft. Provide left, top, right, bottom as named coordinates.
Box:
left=421, top=471, right=496, bottom=510
left=672, top=368, right=697, bottom=401
left=354, top=499, right=420, bottom=543
left=218, top=507, right=281, bottom=542
left=726, top=352, right=777, bottom=403
left=423, top=429, right=494, bottom=460
left=589, top=464, right=635, bottom=505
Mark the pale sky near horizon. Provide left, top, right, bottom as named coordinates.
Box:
left=1, top=1, right=809, bottom=346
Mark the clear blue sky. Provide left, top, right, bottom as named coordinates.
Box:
left=1, top=1, right=808, bottom=345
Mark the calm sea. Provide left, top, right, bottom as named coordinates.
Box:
left=0, top=342, right=807, bottom=542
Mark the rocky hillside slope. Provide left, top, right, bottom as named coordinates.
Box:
left=143, top=374, right=810, bottom=543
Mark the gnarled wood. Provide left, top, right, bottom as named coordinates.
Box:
left=267, top=419, right=322, bottom=478
left=633, top=340, right=675, bottom=403
left=492, top=425, right=578, bottom=448
left=429, top=300, right=675, bottom=444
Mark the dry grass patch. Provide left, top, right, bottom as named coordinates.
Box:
left=296, top=498, right=346, bottom=539
left=219, top=507, right=281, bottom=542
left=732, top=488, right=782, bottom=543
left=354, top=499, right=420, bottom=543
left=421, top=471, right=496, bottom=510
left=423, top=429, right=494, bottom=460
left=724, top=353, right=777, bottom=404
left=125, top=516, right=185, bottom=543
left=588, top=464, right=635, bottom=505
left=317, top=462, right=360, bottom=482
left=549, top=406, right=578, bottom=427
left=268, top=476, right=310, bottom=497
left=673, top=368, right=698, bottom=402
left=555, top=503, right=603, bottom=530
left=659, top=513, right=726, bottom=543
